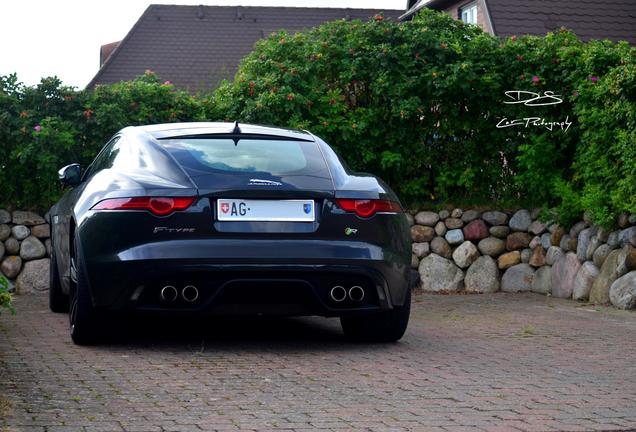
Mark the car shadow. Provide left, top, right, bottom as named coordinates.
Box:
left=97, top=314, right=391, bottom=351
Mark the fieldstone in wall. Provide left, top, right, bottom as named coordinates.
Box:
left=551, top=227, right=565, bottom=246
left=489, top=225, right=509, bottom=238
left=506, top=232, right=531, bottom=251
left=585, top=235, right=601, bottom=261
left=545, top=246, right=564, bottom=266
left=414, top=211, right=439, bottom=226
left=531, top=266, right=552, bottom=294
left=0, top=224, right=10, bottom=241
left=464, top=256, right=499, bottom=293
left=434, top=221, right=447, bottom=237
left=1, top=256, right=22, bottom=279
left=529, top=236, right=542, bottom=249
left=609, top=271, right=636, bottom=309
left=452, top=241, right=479, bottom=269
left=411, top=254, right=419, bottom=269
left=572, top=261, right=599, bottom=301
left=0, top=242, right=4, bottom=260
left=577, top=226, right=598, bottom=262
left=501, top=263, right=534, bottom=292
left=541, top=233, right=552, bottom=250
left=521, top=248, right=532, bottom=263
left=482, top=211, right=508, bottom=226
left=559, top=234, right=571, bottom=251
left=445, top=218, right=463, bottom=229
left=618, top=227, right=636, bottom=247
left=11, top=225, right=30, bottom=241
left=418, top=254, right=464, bottom=292
left=463, top=219, right=488, bottom=241
left=593, top=244, right=613, bottom=268
left=412, top=242, right=430, bottom=258
left=12, top=211, right=45, bottom=226
left=589, top=249, right=627, bottom=304
left=509, top=210, right=532, bottom=232
left=411, top=225, right=435, bottom=242
left=451, top=208, right=463, bottom=218
left=438, top=209, right=450, bottom=219
left=431, top=237, right=452, bottom=258
left=405, top=213, right=415, bottom=227
left=597, top=227, right=610, bottom=242
left=20, top=236, right=46, bottom=261
left=551, top=252, right=581, bottom=299
left=478, top=237, right=506, bottom=257
left=15, top=258, right=50, bottom=294
left=445, top=229, right=464, bottom=245
left=569, top=221, right=587, bottom=239
left=498, top=251, right=520, bottom=270
left=0, top=210, right=11, bottom=224
left=31, top=224, right=50, bottom=238
left=528, top=220, right=547, bottom=236
left=529, top=247, right=546, bottom=267
left=461, top=210, right=480, bottom=223
left=5, top=238, right=19, bottom=255
left=607, top=231, right=620, bottom=248
left=617, top=213, right=630, bottom=228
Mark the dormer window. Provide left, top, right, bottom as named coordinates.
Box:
left=460, top=2, right=478, bottom=25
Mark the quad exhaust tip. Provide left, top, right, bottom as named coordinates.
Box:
left=329, top=285, right=347, bottom=302
left=160, top=285, right=178, bottom=302
left=349, top=285, right=365, bottom=302
left=182, top=285, right=199, bottom=302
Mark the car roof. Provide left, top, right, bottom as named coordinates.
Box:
left=135, top=122, right=313, bottom=141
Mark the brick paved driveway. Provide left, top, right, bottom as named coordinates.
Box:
left=1, top=292, right=635, bottom=432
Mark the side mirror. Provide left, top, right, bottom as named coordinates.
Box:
left=58, top=163, right=82, bottom=187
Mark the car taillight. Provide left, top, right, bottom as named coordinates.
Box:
left=335, top=199, right=402, bottom=218
left=91, top=197, right=195, bottom=216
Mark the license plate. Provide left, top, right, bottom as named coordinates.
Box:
left=216, top=199, right=315, bottom=222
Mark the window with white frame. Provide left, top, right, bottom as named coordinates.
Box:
left=460, top=2, right=478, bottom=25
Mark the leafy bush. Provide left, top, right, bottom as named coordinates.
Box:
left=0, top=275, right=14, bottom=315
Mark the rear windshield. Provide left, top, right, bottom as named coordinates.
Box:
left=159, top=138, right=329, bottom=177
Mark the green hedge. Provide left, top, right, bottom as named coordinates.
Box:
left=0, top=10, right=634, bottom=227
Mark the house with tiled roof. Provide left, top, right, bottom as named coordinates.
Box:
left=400, top=0, right=636, bottom=45
left=88, top=5, right=402, bottom=92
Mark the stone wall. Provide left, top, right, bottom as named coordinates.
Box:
left=2, top=206, right=635, bottom=311
left=0, top=209, right=50, bottom=293
left=409, top=208, right=636, bottom=309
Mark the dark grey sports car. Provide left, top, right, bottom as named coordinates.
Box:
left=49, top=122, right=411, bottom=345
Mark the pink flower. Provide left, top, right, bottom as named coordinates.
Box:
left=163, top=80, right=172, bottom=85
left=34, top=125, right=41, bottom=132
left=532, top=75, right=540, bottom=83
left=590, top=75, right=598, bottom=83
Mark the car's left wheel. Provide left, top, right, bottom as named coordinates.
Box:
left=69, top=237, right=101, bottom=345
left=49, top=244, right=69, bottom=313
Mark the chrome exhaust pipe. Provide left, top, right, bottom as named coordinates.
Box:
left=349, top=285, right=365, bottom=302
left=182, top=285, right=199, bottom=302
left=160, top=285, right=178, bottom=302
left=329, top=285, right=347, bottom=302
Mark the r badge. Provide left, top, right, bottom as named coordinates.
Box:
left=344, top=227, right=358, bottom=236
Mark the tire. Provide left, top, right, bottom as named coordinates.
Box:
left=49, top=247, right=69, bottom=313
left=68, top=236, right=101, bottom=345
left=340, top=288, right=411, bottom=343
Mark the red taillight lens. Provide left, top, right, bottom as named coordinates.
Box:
left=335, top=199, right=402, bottom=218
left=91, top=197, right=195, bottom=216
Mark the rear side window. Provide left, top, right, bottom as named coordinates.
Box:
left=160, top=138, right=327, bottom=177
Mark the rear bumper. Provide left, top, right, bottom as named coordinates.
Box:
left=81, top=238, right=410, bottom=317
